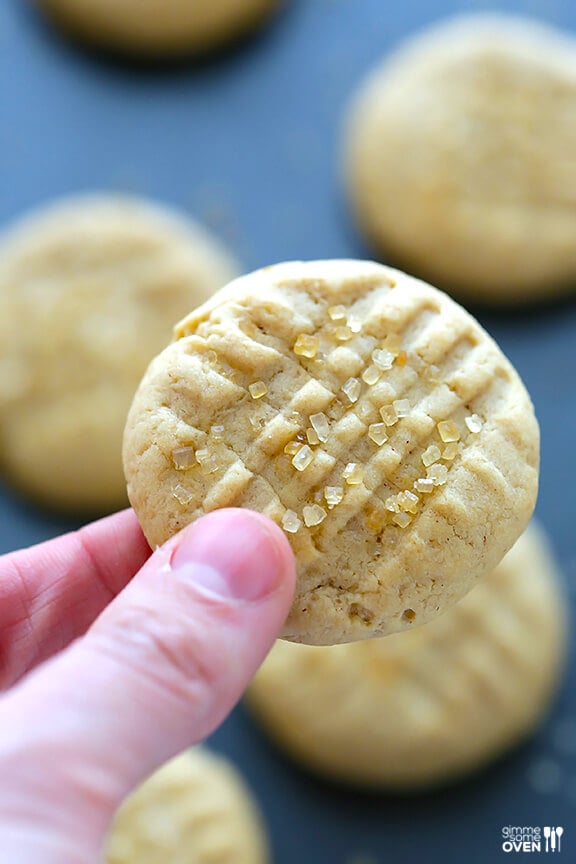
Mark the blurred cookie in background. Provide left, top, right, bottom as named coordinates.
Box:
left=105, top=748, right=269, bottom=864
left=37, top=0, right=281, bottom=59
left=0, top=194, right=237, bottom=513
left=344, top=15, right=576, bottom=305
left=246, top=522, right=568, bottom=789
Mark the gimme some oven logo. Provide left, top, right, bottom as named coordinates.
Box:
left=502, top=826, right=565, bottom=854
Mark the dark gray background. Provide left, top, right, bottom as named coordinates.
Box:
left=0, top=1, right=574, bottom=861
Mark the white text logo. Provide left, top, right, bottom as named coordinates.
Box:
left=501, top=826, right=564, bottom=854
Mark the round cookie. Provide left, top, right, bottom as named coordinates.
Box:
left=123, top=260, right=539, bottom=645
left=344, top=15, right=576, bottom=304
left=0, top=195, right=237, bottom=513
left=105, top=747, right=269, bottom=863
left=246, top=523, right=568, bottom=789
left=38, top=0, right=279, bottom=59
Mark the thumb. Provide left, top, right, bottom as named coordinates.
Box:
left=0, top=508, right=296, bottom=864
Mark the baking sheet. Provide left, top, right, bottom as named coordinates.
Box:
left=0, top=1, right=574, bottom=861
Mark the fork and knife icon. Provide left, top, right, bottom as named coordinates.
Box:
left=543, top=826, right=564, bottom=852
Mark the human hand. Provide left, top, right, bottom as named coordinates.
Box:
left=0, top=507, right=296, bottom=863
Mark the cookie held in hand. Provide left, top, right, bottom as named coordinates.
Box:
left=123, top=260, right=539, bottom=644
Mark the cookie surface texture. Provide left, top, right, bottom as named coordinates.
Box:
left=344, top=15, right=576, bottom=303
left=39, top=0, right=279, bottom=58
left=123, top=259, right=539, bottom=645
left=246, top=523, right=568, bottom=789
left=0, top=195, right=237, bottom=512
left=105, top=748, right=269, bottom=864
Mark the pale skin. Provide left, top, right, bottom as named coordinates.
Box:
left=0, top=507, right=296, bottom=863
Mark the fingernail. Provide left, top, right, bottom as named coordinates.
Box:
left=171, top=509, right=289, bottom=602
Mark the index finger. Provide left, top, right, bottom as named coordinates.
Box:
left=0, top=508, right=150, bottom=690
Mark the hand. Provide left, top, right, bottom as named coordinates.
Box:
left=0, top=507, right=296, bottom=863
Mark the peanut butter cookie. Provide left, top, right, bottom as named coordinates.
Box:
left=106, top=748, right=269, bottom=863
left=0, top=195, right=237, bottom=512
left=247, top=523, right=567, bottom=788
left=123, top=260, right=538, bottom=644
left=39, top=0, right=279, bottom=58
left=344, top=16, right=576, bottom=303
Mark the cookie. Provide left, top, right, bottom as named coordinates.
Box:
left=0, top=195, right=237, bottom=513
left=344, top=15, right=576, bottom=304
left=123, top=260, right=539, bottom=645
left=246, top=523, right=568, bottom=789
left=105, top=748, right=269, bottom=863
left=38, top=0, right=279, bottom=59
